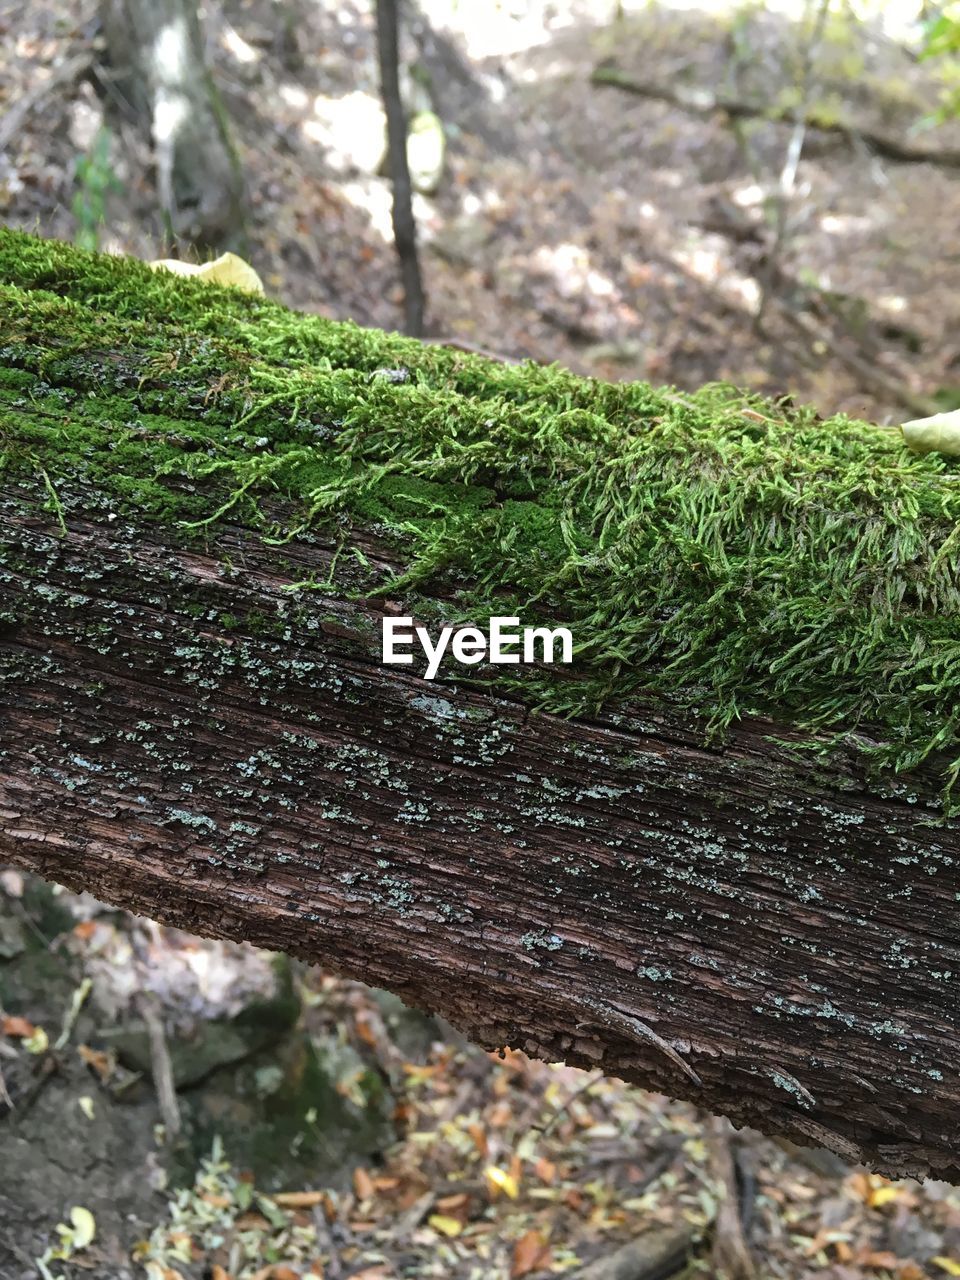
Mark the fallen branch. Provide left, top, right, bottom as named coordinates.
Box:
left=3, top=229, right=960, bottom=1182
left=707, top=1116, right=755, bottom=1280
left=591, top=65, right=960, bottom=169
left=136, top=993, right=181, bottom=1139
left=0, top=50, right=96, bottom=155
left=573, top=1225, right=695, bottom=1280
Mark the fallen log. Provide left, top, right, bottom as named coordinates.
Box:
left=1, top=229, right=959, bottom=1181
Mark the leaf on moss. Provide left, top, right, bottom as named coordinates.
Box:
left=901, top=409, right=960, bottom=456
left=148, top=253, right=265, bottom=295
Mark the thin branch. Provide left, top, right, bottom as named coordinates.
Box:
left=758, top=0, right=831, bottom=320
left=136, top=993, right=181, bottom=1140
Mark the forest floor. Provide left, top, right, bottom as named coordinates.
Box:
left=3, top=0, right=960, bottom=1277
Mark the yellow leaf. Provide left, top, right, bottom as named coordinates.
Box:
left=428, top=1213, right=463, bottom=1237
left=147, top=252, right=264, bottom=295
left=933, top=1259, right=960, bottom=1277
left=69, top=1206, right=96, bottom=1250
left=24, top=1025, right=49, bottom=1054
left=901, top=409, right=960, bottom=457
left=868, top=1184, right=899, bottom=1207
left=485, top=1165, right=520, bottom=1200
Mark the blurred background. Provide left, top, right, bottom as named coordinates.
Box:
left=2, top=0, right=960, bottom=1276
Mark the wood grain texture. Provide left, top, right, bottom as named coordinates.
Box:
left=3, top=495, right=959, bottom=1182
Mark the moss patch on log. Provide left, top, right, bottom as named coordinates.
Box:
left=3, top=228, right=960, bottom=789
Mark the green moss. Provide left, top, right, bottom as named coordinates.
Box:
left=4, top=228, right=960, bottom=791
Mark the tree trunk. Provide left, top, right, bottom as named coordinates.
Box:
left=1, top=229, right=959, bottom=1184
left=376, top=0, right=426, bottom=336
left=99, top=0, right=244, bottom=247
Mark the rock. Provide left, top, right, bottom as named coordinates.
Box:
left=98, top=955, right=299, bottom=1089
left=0, top=914, right=26, bottom=960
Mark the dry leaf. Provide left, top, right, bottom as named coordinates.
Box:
left=859, top=1250, right=900, bottom=1270
left=428, top=1213, right=463, bottom=1238
left=512, top=1228, right=551, bottom=1278
left=436, top=1193, right=468, bottom=1213
left=273, top=1191, right=326, bottom=1209
left=467, top=1123, right=488, bottom=1157
left=1, top=1015, right=36, bottom=1039
left=68, top=1206, right=96, bottom=1249
left=23, top=1025, right=48, bottom=1054
left=850, top=1172, right=902, bottom=1210
left=485, top=1165, right=519, bottom=1200
left=233, top=1213, right=272, bottom=1232
left=901, top=409, right=960, bottom=457
left=210, top=1267, right=233, bottom=1280
left=78, top=1044, right=115, bottom=1082
left=147, top=253, right=265, bottom=295
left=353, top=1167, right=375, bottom=1201
left=353, top=1015, right=378, bottom=1048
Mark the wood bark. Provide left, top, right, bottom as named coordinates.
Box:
left=3, top=471, right=960, bottom=1182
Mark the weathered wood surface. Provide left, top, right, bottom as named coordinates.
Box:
left=3, top=489, right=959, bottom=1182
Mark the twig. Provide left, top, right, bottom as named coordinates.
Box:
left=313, top=1201, right=343, bottom=1278
left=9, top=1053, right=58, bottom=1126
left=759, top=0, right=831, bottom=320
left=706, top=1115, right=755, bottom=1280
left=776, top=298, right=938, bottom=418
left=385, top=1189, right=434, bottom=1243
left=0, top=1058, right=12, bottom=1114
left=535, top=1070, right=604, bottom=1138
left=136, top=993, right=180, bottom=1139
left=573, top=1225, right=695, bottom=1280
left=54, top=977, right=92, bottom=1051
